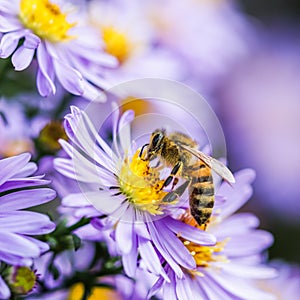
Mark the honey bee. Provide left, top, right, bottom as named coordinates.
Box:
left=139, top=129, right=235, bottom=228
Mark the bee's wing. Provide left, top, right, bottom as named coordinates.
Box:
left=180, top=144, right=235, bottom=184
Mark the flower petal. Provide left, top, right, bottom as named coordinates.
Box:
left=139, top=235, right=168, bottom=280
left=0, top=13, right=22, bottom=32
left=0, top=250, right=32, bottom=266
left=36, top=42, right=56, bottom=96
left=122, top=233, right=138, bottom=278
left=0, top=30, right=24, bottom=58
left=224, top=230, right=274, bottom=257
left=0, top=153, right=31, bottom=186
left=116, top=220, right=134, bottom=254
left=216, top=169, right=256, bottom=220
left=0, top=188, right=56, bottom=211
left=0, top=276, right=10, bottom=299
left=221, top=263, right=277, bottom=279
left=211, top=213, right=260, bottom=238
left=118, top=109, right=134, bottom=154
left=53, top=58, right=84, bottom=95
left=12, top=45, right=35, bottom=70
left=0, top=177, right=50, bottom=193
left=162, top=216, right=216, bottom=246
left=147, top=222, right=183, bottom=278
left=14, top=162, right=37, bottom=177
left=0, top=211, right=55, bottom=235
left=0, top=231, right=40, bottom=257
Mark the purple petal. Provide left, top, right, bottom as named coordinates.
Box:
left=138, top=236, right=168, bottom=279
left=162, top=216, right=216, bottom=245
left=23, top=32, right=40, bottom=49
left=216, top=169, right=256, bottom=220
left=62, top=193, right=91, bottom=208
left=148, top=276, right=164, bottom=299
left=79, top=191, right=124, bottom=216
left=211, top=213, right=260, bottom=238
left=0, top=250, right=32, bottom=266
left=73, top=207, right=101, bottom=219
left=116, top=221, right=134, bottom=254
left=0, top=1, right=20, bottom=14
left=0, top=153, right=31, bottom=186
left=53, top=58, right=84, bottom=95
left=189, top=274, right=209, bottom=299
left=122, top=233, right=138, bottom=278
left=82, top=80, right=107, bottom=102
left=176, top=276, right=194, bottom=300
left=0, top=211, right=55, bottom=235
left=163, top=270, right=178, bottom=299
left=118, top=109, right=134, bottom=153
left=200, top=273, right=233, bottom=300
left=0, top=13, right=22, bottom=32
left=12, top=46, right=35, bottom=70
left=36, top=68, right=54, bottom=97
left=0, top=231, right=40, bottom=257
left=134, top=221, right=151, bottom=240
left=0, top=188, right=56, bottom=211
left=155, top=221, right=196, bottom=269
left=147, top=222, right=183, bottom=278
left=0, top=276, right=10, bottom=299
left=0, top=177, right=50, bottom=193
left=23, top=236, right=50, bottom=253
left=14, top=161, right=37, bottom=177
left=206, top=271, right=276, bottom=300
left=224, top=230, right=274, bottom=257
left=221, top=263, right=277, bottom=279
left=0, top=31, right=24, bottom=58
left=36, top=42, right=56, bottom=96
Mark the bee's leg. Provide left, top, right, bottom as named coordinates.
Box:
left=162, top=161, right=182, bottom=189
left=162, top=180, right=190, bottom=203
left=171, top=177, right=179, bottom=190
left=139, top=143, right=149, bottom=160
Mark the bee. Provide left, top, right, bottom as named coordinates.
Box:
left=139, top=129, right=235, bottom=228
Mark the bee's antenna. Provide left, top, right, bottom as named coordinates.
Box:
left=139, top=143, right=149, bottom=160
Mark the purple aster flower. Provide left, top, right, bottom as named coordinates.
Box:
left=54, top=105, right=216, bottom=281
left=0, top=152, right=56, bottom=299
left=87, top=0, right=185, bottom=84
left=0, top=0, right=117, bottom=101
left=148, top=169, right=277, bottom=300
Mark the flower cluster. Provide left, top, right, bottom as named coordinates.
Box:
left=0, top=153, right=55, bottom=298
left=0, top=0, right=298, bottom=299
left=54, top=106, right=277, bottom=299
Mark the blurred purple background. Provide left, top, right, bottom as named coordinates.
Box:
left=213, top=0, right=300, bottom=265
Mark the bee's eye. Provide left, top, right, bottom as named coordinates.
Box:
left=152, top=133, right=162, bottom=148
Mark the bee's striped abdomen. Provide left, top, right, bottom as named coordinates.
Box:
left=186, top=161, right=214, bottom=227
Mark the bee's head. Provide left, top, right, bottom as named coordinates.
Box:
left=148, top=129, right=165, bottom=155
left=140, top=129, right=165, bottom=160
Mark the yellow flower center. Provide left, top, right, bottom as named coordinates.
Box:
left=102, top=26, right=131, bottom=63
left=184, top=239, right=228, bottom=269
left=119, top=150, right=171, bottom=215
left=7, top=266, right=36, bottom=295
left=68, top=283, right=121, bottom=300
left=37, top=120, right=68, bottom=153
left=121, top=97, right=155, bottom=117
left=19, top=0, right=76, bottom=43
left=180, top=212, right=229, bottom=276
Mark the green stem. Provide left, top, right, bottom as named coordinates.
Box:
left=66, top=217, right=91, bottom=233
